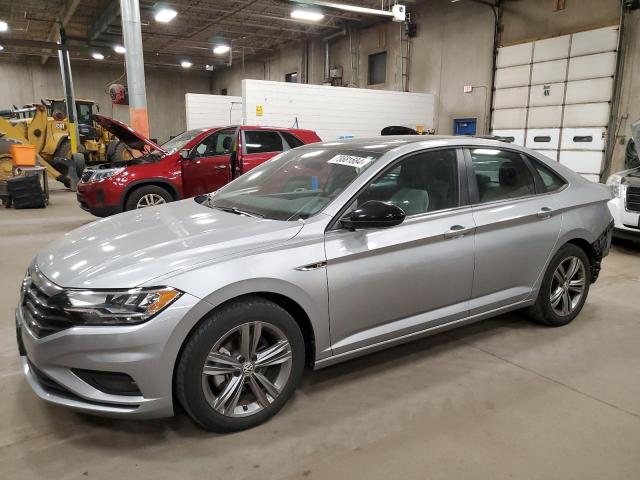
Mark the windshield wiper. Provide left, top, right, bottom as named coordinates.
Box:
left=213, top=205, right=264, bottom=218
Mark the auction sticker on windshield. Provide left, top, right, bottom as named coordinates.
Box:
left=328, top=154, right=374, bottom=169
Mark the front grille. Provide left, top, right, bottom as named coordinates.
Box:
left=21, top=277, right=74, bottom=338
left=627, top=186, right=640, bottom=212
left=80, top=170, right=93, bottom=183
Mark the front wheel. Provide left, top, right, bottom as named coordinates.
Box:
left=124, top=185, right=172, bottom=211
left=528, top=244, right=591, bottom=327
left=175, top=298, right=305, bottom=432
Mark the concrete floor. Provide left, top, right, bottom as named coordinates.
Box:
left=1, top=188, right=639, bottom=480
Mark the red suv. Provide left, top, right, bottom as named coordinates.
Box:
left=77, top=116, right=321, bottom=216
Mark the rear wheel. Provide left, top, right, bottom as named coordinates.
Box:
left=176, top=298, right=305, bottom=432
left=124, top=185, right=172, bottom=211
left=528, top=244, right=591, bottom=327
left=110, top=141, right=134, bottom=163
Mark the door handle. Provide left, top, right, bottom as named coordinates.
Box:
left=213, top=164, right=227, bottom=170
left=443, top=225, right=472, bottom=239
left=536, top=207, right=555, bottom=219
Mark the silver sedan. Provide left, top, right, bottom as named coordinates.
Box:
left=16, top=136, right=613, bottom=431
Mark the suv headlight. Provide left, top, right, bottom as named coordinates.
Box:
left=63, top=287, right=182, bottom=325
left=85, top=167, right=125, bottom=182
left=606, top=174, right=626, bottom=198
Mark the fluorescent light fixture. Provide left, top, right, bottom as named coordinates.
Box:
left=205, top=64, right=214, bottom=71
left=92, top=52, right=105, bottom=60
left=113, top=45, right=126, bottom=54
left=0, top=21, right=7, bottom=32
left=154, top=8, right=177, bottom=23
left=213, top=45, right=230, bottom=55
left=0, top=45, right=4, bottom=51
left=290, top=9, right=324, bottom=21
left=181, top=60, right=192, bottom=68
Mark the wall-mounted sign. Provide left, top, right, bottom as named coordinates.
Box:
left=256, top=105, right=264, bottom=116
left=543, top=85, right=551, bottom=96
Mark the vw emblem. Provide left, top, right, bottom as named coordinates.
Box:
left=242, top=362, right=255, bottom=375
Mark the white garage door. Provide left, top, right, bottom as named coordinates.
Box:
left=491, top=26, right=619, bottom=181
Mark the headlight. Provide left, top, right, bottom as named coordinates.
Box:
left=85, top=167, right=125, bottom=182
left=63, top=287, right=182, bottom=325
left=606, top=174, right=626, bottom=198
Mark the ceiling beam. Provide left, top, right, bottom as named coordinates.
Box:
left=89, top=0, right=122, bottom=43
left=40, top=0, right=82, bottom=65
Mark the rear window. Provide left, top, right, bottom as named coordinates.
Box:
left=530, top=158, right=566, bottom=192
left=244, top=131, right=283, bottom=154
left=282, top=132, right=305, bottom=149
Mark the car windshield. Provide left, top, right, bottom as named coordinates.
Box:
left=204, top=147, right=382, bottom=221
left=157, top=129, right=208, bottom=155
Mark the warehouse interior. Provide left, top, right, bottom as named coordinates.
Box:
left=1, top=0, right=640, bottom=478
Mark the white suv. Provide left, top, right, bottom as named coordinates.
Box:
left=607, top=167, right=640, bottom=240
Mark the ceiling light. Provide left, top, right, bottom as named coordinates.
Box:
left=0, top=45, right=4, bottom=51
left=0, top=21, right=8, bottom=32
left=290, top=9, right=324, bottom=21
left=181, top=60, right=192, bottom=68
left=205, top=64, right=214, bottom=71
left=114, top=45, right=126, bottom=54
left=92, top=52, right=104, bottom=60
left=213, top=45, right=230, bottom=55
left=154, top=8, right=177, bottom=23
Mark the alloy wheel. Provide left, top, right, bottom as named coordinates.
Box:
left=136, top=193, right=166, bottom=208
left=550, top=256, right=586, bottom=316
left=201, top=321, right=293, bottom=418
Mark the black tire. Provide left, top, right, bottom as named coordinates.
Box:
left=53, top=139, right=86, bottom=177
left=175, top=297, right=305, bottom=432
left=124, top=184, right=173, bottom=211
left=110, top=141, right=131, bottom=163
left=106, top=139, right=119, bottom=161
left=528, top=244, right=591, bottom=327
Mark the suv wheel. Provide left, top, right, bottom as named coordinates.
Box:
left=176, top=298, right=305, bottom=432
left=528, top=244, right=591, bottom=327
left=125, top=185, right=172, bottom=211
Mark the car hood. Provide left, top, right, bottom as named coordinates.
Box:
left=95, top=114, right=165, bottom=153
left=35, top=200, right=303, bottom=289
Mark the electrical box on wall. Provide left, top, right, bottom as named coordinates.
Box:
left=329, top=66, right=343, bottom=79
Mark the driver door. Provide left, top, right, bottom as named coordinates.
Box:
left=181, top=128, right=237, bottom=197
left=324, top=148, right=476, bottom=355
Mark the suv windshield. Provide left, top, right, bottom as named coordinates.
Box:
left=159, top=129, right=209, bottom=155
left=204, top=147, right=382, bottom=221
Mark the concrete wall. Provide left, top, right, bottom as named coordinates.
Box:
left=0, top=60, right=211, bottom=143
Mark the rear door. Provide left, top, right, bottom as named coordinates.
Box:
left=181, top=128, right=237, bottom=197
left=466, top=146, right=564, bottom=314
left=240, top=130, right=287, bottom=174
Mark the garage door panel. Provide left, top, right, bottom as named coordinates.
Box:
left=496, top=42, right=533, bottom=68
left=526, top=128, right=560, bottom=150
left=491, top=129, right=525, bottom=146
left=527, top=106, right=563, bottom=128
left=493, top=87, right=529, bottom=109
left=559, top=150, right=604, bottom=174
left=495, top=65, right=531, bottom=89
left=531, top=60, right=567, bottom=85
left=565, top=78, right=614, bottom=104
left=533, top=35, right=570, bottom=63
left=560, top=128, right=606, bottom=151
left=563, top=103, right=610, bottom=127
left=492, top=109, right=527, bottom=129
left=570, top=26, right=618, bottom=57
left=529, top=83, right=565, bottom=107
left=568, top=52, right=616, bottom=81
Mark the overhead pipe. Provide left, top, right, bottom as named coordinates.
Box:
left=323, top=27, right=347, bottom=82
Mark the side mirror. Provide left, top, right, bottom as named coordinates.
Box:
left=179, top=149, right=191, bottom=159
left=340, top=200, right=406, bottom=230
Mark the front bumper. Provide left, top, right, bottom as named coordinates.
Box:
left=76, top=181, right=122, bottom=217
left=16, top=291, right=206, bottom=419
left=608, top=197, right=640, bottom=238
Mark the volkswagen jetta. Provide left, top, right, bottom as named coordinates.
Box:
left=16, top=136, right=613, bottom=431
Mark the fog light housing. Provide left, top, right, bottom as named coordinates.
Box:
left=72, top=369, right=142, bottom=396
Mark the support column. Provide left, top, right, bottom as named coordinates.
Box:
left=57, top=35, right=79, bottom=154
left=120, top=0, right=149, bottom=138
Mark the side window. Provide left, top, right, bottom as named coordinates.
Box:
left=244, top=130, right=283, bottom=154
left=281, top=132, right=304, bottom=149
left=470, top=148, right=535, bottom=203
left=529, top=158, right=566, bottom=192
left=355, top=149, right=459, bottom=216
left=193, top=131, right=235, bottom=157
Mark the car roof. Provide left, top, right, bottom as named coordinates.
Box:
left=294, top=135, right=514, bottom=154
